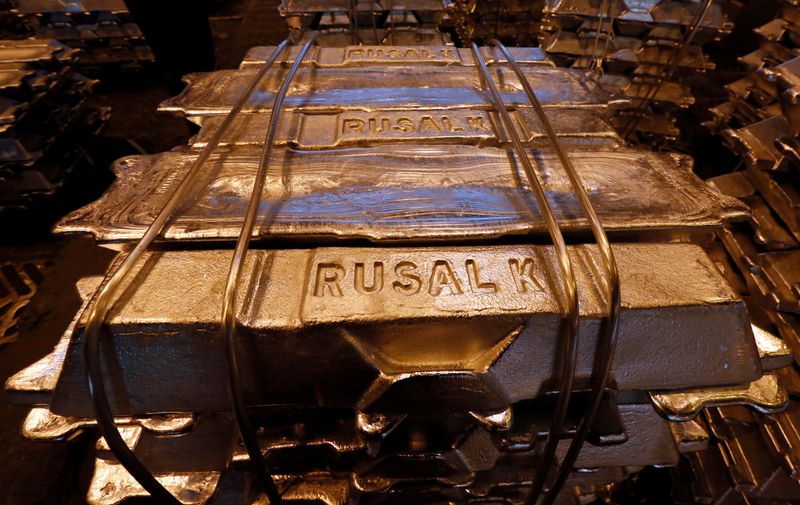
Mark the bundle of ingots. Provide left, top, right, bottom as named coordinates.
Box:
left=540, top=0, right=735, bottom=146
left=449, top=0, right=546, bottom=46
left=4, top=0, right=154, bottom=75
left=6, top=41, right=800, bottom=504
left=673, top=2, right=800, bottom=501
left=279, top=0, right=457, bottom=46
left=0, top=37, right=107, bottom=211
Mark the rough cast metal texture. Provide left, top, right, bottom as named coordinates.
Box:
left=48, top=243, right=760, bottom=417
left=238, top=45, right=553, bottom=69
left=7, top=39, right=790, bottom=505
left=52, top=145, right=747, bottom=243
left=158, top=66, right=624, bottom=116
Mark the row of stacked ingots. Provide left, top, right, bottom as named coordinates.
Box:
left=7, top=36, right=800, bottom=503
left=695, top=0, right=800, bottom=501
left=0, top=0, right=154, bottom=74
left=0, top=38, right=108, bottom=211
left=279, top=0, right=740, bottom=146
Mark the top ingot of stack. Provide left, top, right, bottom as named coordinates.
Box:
left=540, top=0, right=734, bottom=145
left=6, top=43, right=795, bottom=504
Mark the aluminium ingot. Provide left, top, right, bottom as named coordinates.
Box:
left=84, top=459, right=634, bottom=505
left=279, top=0, right=450, bottom=15
left=745, top=163, right=800, bottom=237
left=761, top=401, right=800, bottom=480
left=669, top=418, right=711, bottom=453
left=52, top=145, right=748, bottom=243
left=705, top=406, right=800, bottom=501
left=158, top=66, right=623, bottom=118
left=712, top=222, right=800, bottom=316
left=188, top=108, right=622, bottom=149
left=238, top=45, right=552, bottom=69
left=0, top=38, right=74, bottom=65
left=709, top=172, right=799, bottom=249
left=22, top=407, right=195, bottom=442
left=293, top=28, right=454, bottom=48
left=721, top=116, right=799, bottom=172
left=49, top=243, right=761, bottom=417
left=85, top=401, right=678, bottom=474
left=14, top=0, right=129, bottom=14
left=649, top=373, right=789, bottom=422
left=680, top=445, right=748, bottom=505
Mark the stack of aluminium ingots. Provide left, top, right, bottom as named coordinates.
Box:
left=0, top=37, right=108, bottom=211
left=6, top=0, right=155, bottom=75
left=280, top=0, right=455, bottom=46
left=447, top=0, right=545, bottom=46
left=539, top=0, right=734, bottom=145
left=679, top=2, right=800, bottom=502
left=5, top=42, right=799, bottom=504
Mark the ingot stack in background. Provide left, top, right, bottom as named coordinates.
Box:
left=5, top=40, right=798, bottom=504
left=448, top=0, right=545, bottom=46
left=279, top=0, right=455, bottom=46
left=2, top=0, right=154, bottom=75
left=640, top=6, right=800, bottom=499
left=539, top=0, right=735, bottom=146
left=0, top=38, right=109, bottom=212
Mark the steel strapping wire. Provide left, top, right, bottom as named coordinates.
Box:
left=589, top=0, right=609, bottom=71
left=483, top=40, right=622, bottom=505
left=222, top=36, right=318, bottom=505
left=469, top=41, right=581, bottom=505
left=620, top=0, right=714, bottom=139
left=82, top=39, right=293, bottom=504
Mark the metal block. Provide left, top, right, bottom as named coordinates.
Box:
left=159, top=66, right=622, bottom=118
left=50, top=243, right=760, bottom=417
left=294, top=28, right=454, bottom=47
left=746, top=163, right=800, bottom=235
left=650, top=373, right=789, bottom=422
left=670, top=418, right=710, bottom=453
left=721, top=116, right=798, bottom=172
left=709, top=172, right=799, bottom=249
left=279, top=0, right=450, bottom=15
left=705, top=407, right=800, bottom=501
left=239, top=45, right=551, bottom=69
left=52, top=145, right=747, bottom=243
left=189, top=108, right=621, bottom=149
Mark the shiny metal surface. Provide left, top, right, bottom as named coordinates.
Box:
left=52, top=145, right=747, bottom=243
left=160, top=66, right=622, bottom=116
left=240, top=45, right=552, bottom=68
left=48, top=243, right=761, bottom=417
left=650, top=374, right=789, bottom=422
left=189, top=108, right=622, bottom=149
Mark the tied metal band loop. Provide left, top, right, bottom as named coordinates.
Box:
left=469, top=41, right=581, bottom=504
left=82, top=40, right=293, bottom=504
left=483, top=40, right=622, bottom=505
left=222, top=36, right=319, bottom=505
